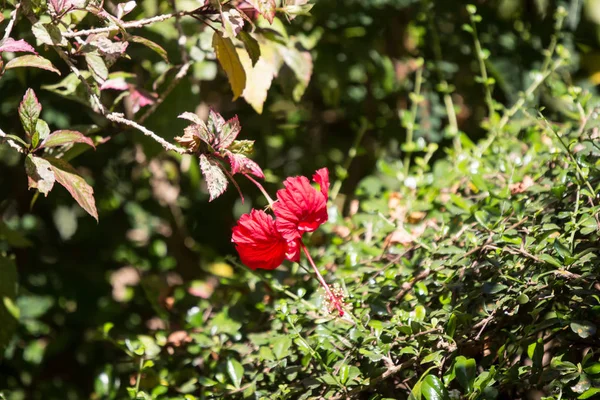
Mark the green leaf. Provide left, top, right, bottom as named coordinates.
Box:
left=239, top=31, right=260, bottom=66
left=583, top=363, right=600, bottom=375
left=25, top=155, right=56, bottom=196
left=32, top=119, right=50, bottom=149
left=40, top=130, right=96, bottom=149
left=570, top=321, right=597, bottom=339
left=130, top=36, right=169, bottom=63
left=213, top=31, right=246, bottom=100
left=272, top=336, right=293, bottom=360
left=46, top=157, right=98, bottom=221
left=279, top=44, right=312, bottom=101
left=199, top=154, right=228, bottom=202
left=5, top=55, right=61, bottom=75
left=85, top=53, right=109, bottom=83
left=421, top=375, right=450, bottom=400
left=227, top=358, right=244, bottom=389
left=32, top=22, right=67, bottom=46
left=579, top=388, right=600, bottom=399
left=0, top=256, right=18, bottom=355
left=19, top=88, right=42, bottom=137
left=455, top=356, right=476, bottom=393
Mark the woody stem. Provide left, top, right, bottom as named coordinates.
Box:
left=299, top=240, right=344, bottom=316
left=243, top=173, right=275, bottom=206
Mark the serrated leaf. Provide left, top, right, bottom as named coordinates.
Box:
left=237, top=45, right=276, bottom=114
left=227, top=358, right=244, bottom=389
left=41, top=130, right=95, bottom=149
left=25, top=155, right=56, bottom=196
left=228, top=140, right=254, bottom=155
left=199, top=154, right=228, bottom=201
left=32, top=22, right=67, bottom=46
left=19, top=89, right=42, bottom=137
left=5, top=55, right=61, bottom=75
left=221, top=8, right=244, bottom=38
left=246, top=0, right=276, bottom=24
left=216, top=115, right=240, bottom=149
left=130, top=36, right=169, bottom=63
left=213, top=31, right=246, bottom=100
left=226, top=152, right=264, bottom=178
left=0, top=256, right=18, bottom=355
left=178, top=112, right=204, bottom=125
left=46, top=157, right=98, bottom=221
left=0, top=37, right=37, bottom=54
left=239, top=31, right=260, bottom=66
left=85, top=53, right=108, bottom=83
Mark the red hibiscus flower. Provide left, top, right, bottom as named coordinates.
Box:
left=232, top=209, right=299, bottom=270
left=273, top=168, right=330, bottom=241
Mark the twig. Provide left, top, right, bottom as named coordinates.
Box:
left=394, top=268, right=431, bottom=302
left=138, top=61, right=191, bottom=123
left=62, top=11, right=188, bottom=37
left=2, top=4, right=19, bottom=40
left=106, top=113, right=186, bottom=154
left=169, top=0, right=190, bottom=64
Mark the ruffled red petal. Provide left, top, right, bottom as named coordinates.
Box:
left=232, top=209, right=287, bottom=270
left=273, top=169, right=329, bottom=241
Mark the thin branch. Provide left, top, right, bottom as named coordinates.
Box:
left=138, top=61, right=191, bottom=123
left=106, top=113, right=186, bottom=154
left=169, top=0, right=190, bottom=64
left=62, top=11, right=189, bottom=38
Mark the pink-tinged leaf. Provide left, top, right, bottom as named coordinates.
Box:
left=40, top=130, right=96, bottom=149
left=129, top=36, right=169, bottom=63
left=25, top=155, right=56, bottom=196
left=100, top=77, right=129, bottom=91
left=177, top=112, right=204, bottom=125
left=221, top=9, right=245, bottom=38
left=116, top=0, right=136, bottom=19
left=46, top=157, right=98, bottom=221
left=199, top=154, right=228, bottom=202
left=19, top=89, right=42, bottom=137
left=217, top=115, right=241, bottom=149
left=246, top=0, right=276, bottom=23
left=4, top=55, right=61, bottom=75
left=88, top=35, right=129, bottom=57
left=127, top=89, right=156, bottom=114
left=49, top=0, right=72, bottom=14
left=0, top=38, right=37, bottom=54
left=227, top=152, right=264, bottom=178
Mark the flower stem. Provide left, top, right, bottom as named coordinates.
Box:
left=244, top=173, right=275, bottom=206
left=299, top=240, right=344, bottom=316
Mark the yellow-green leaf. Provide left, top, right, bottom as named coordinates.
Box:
left=212, top=31, right=246, bottom=100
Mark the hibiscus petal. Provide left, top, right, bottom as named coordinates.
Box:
left=312, top=168, right=329, bottom=197
left=232, top=209, right=288, bottom=270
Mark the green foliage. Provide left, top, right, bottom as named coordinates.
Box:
left=2, top=0, right=600, bottom=399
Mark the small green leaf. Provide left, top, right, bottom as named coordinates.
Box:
left=583, top=363, right=600, bottom=375
left=85, top=53, right=109, bottom=83
left=272, top=336, right=293, bottom=360
left=130, top=36, right=169, bottom=63
left=32, top=119, right=50, bottom=149
left=570, top=321, right=597, bottom=339
left=19, top=88, right=42, bottom=137
left=227, top=358, right=244, bottom=389
left=579, top=388, right=600, bottom=399
left=421, top=375, right=450, bottom=400
left=239, top=31, right=260, bottom=66
left=455, top=356, right=476, bottom=393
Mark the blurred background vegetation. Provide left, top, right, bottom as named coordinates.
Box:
left=1, top=0, right=600, bottom=398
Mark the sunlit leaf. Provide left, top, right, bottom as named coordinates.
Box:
left=47, top=157, right=98, bottom=221
left=213, top=31, right=246, bottom=100
left=199, top=154, right=228, bottom=201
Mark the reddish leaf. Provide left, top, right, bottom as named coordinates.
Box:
left=25, top=155, right=56, bottom=196
left=0, top=38, right=37, bottom=54
left=100, top=77, right=129, bottom=91
left=46, top=157, right=98, bottom=221
left=246, top=0, right=276, bottom=24
left=127, top=89, right=156, bottom=113
left=227, top=152, right=264, bottom=178
left=4, top=55, right=61, bottom=75
left=19, top=89, right=42, bottom=137
left=221, top=9, right=245, bottom=38
left=199, top=154, right=228, bottom=202
left=207, top=109, right=241, bottom=150
left=177, top=112, right=204, bottom=125
left=40, top=130, right=96, bottom=149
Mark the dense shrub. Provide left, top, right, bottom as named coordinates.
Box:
left=1, top=0, right=600, bottom=399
